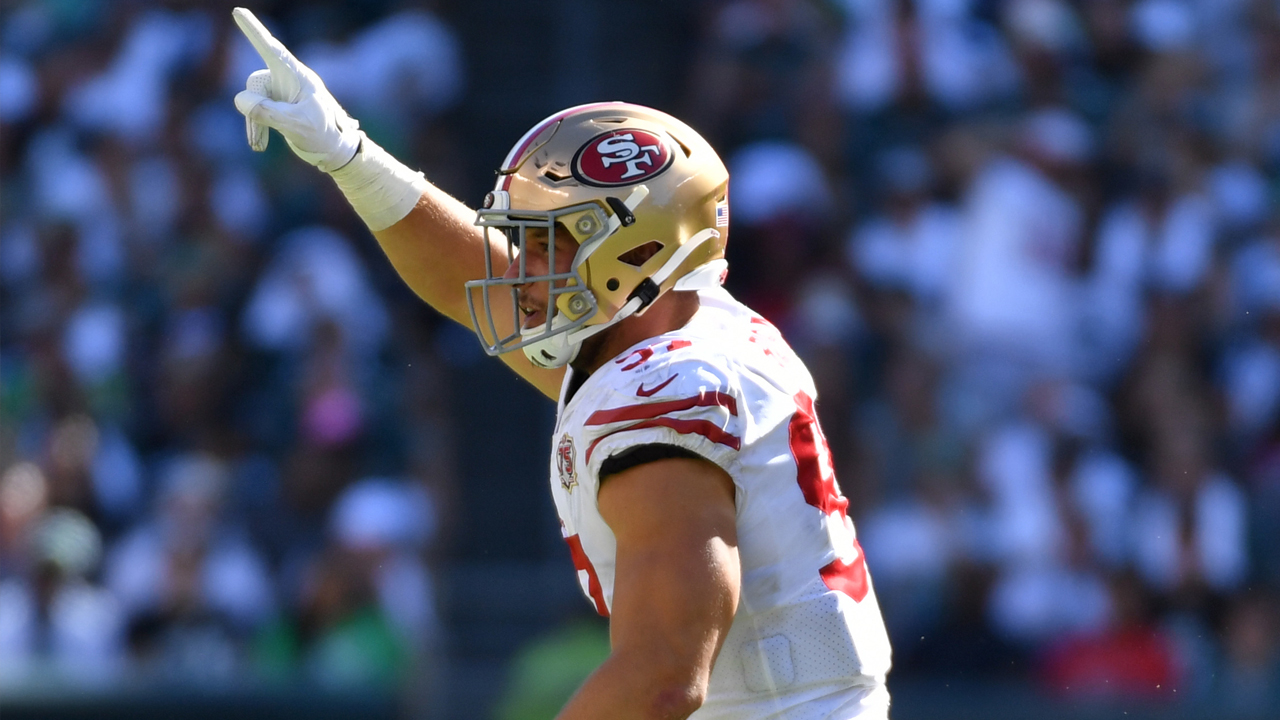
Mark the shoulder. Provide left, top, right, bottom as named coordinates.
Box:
left=580, top=339, right=747, bottom=479
left=603, top=293, right=814, bottom=405
left=605, top=336, right=738, bottom=399
left=590, top=338, right=744, bottom=440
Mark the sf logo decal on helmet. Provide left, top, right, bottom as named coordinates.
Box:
left=573, top=129, right=674, bottom=187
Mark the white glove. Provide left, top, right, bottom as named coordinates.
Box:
left=232, top=7, right=361, bottom=172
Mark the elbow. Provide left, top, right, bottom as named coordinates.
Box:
left=646, top=679, right=708, bottom=720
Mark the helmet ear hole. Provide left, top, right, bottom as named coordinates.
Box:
left=606, top=278, right=620, bottom=291
left=617, top=241, right=664, bottom=268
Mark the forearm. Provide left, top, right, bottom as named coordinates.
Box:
left=356, top=153, right=562, bottom=395
left=365, top=173, right=563, bottom=395
left=557, top=650, right=705, bottom=720
left=370, top=181, right=502, bottom=327
left=318, top=136, right=490, bottom=324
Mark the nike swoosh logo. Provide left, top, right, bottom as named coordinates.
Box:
left=636, top=376, right=676, bottom=397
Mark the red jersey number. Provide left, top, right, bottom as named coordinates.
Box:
left=751, top=315, right=869, bottom=602
left=565, top=533, right=609, bottom=616
left=789, top=390, right=869, bottom=603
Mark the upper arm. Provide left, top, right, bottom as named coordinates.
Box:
left=597, top=456, right=740, bottom=696
left=371, top=185, right=564, bottom=399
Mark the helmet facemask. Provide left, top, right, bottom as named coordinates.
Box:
left=466, top=189, right=645, bottom=369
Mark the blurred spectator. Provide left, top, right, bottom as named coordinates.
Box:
left=104, top=453, right=274, bottom=680
left=1130, top=426, right=1248, bottom=595
left=328, top=477, right=439, bottom=649
left=42, top=414, right=139, bottom=523
left=947, top=109, right=1090, bottom=382
left=848, top=145, right=958, bottom=304
left=0, top=54, right=39, bottom=124
left=63, top=6, right=213, bottom=143
left=301, top=7, right=462, bottom=151
left=723, top=140, right=836, bottom=324
left=980, top=423, right=1112, bottom=643
left=1038, top=570, right=1181, bottom=698
left=254, top=545, right=409, bottom=689
left=1067, top=446, right=1138, bottom=570
left=685, top=0, right=841, bottom=155
left=1214, top=590, right=1280, bottom=713
left=0, top=464, right=48, bottom=577
left=1224, top=231, right=1280, bottom=450
left=242, top=225, right=389, bottom=358
left=1081, top=160, right=1217, bottom=380
left=0, top=508, right=125, bottom=685
left=834, top=0, right=1019, bottom=114
left=252, top=477, right=436, bottom=689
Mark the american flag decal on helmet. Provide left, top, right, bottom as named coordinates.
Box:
left=715, top=200, right=729, bottom=227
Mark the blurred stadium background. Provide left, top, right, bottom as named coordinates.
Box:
left=1, top=0, right=1279, bottom=718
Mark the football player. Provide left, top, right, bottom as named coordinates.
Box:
left=231, top=8, right=892, bottom=718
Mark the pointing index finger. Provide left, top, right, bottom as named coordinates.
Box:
left=232, top=7, right=303, bottom=101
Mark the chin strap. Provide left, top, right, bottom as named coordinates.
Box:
left=635, top=227, right=722, bottom=306
left=520, top=312, right=582, bottom=368
left=674, top=258, right=728, bottom=291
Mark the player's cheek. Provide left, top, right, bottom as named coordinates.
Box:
left=554, top=247, right=577, bottom=280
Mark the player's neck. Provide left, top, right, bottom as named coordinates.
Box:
left=573, top=291, right=701, bottom=374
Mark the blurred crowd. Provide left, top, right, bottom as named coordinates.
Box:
left=1, top=0, right=458, bottom=694
left=2, top=0, right=1279, bottom=714
left=689, top=0, right=1280, bottom=709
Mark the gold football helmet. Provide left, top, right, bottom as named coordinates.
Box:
left=465, top=102, right=730, bottom=368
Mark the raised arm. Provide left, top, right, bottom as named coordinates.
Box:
left=230, top=8, right=564, bottom=399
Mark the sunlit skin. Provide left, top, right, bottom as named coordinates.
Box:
left=504, top=225, right=702, bottom=374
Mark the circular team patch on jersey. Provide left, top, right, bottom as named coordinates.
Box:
left=572, top=129, right=674, bottom=187
left=557, top=433, right=578, bottom=493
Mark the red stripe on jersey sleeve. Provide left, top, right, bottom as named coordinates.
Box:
left=585, top=391, right=738, bottom=426
left=585, top=417, right=741, bottom=463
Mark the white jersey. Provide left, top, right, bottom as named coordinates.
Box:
left=548, top=287, right=892, bottom=719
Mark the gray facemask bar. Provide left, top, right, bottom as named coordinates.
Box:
left=464, top=201, right=612, bottom=357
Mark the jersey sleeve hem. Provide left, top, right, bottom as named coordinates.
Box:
left=586, top=425, right=738, bottom=485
